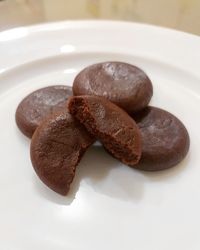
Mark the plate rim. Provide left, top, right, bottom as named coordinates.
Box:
left=0, top=20, right=200, bottom=78
left=1, top=19, right=200, bottom=39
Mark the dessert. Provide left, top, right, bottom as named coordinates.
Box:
left=73, top=61, right=153, bottom=113
left=16, top=85, right=72, bottom=138
left=132, top=106, right=190, bottom=171
left=68, top=95, right=142, bottom=166
left=30, top=111, right=94, bottom=195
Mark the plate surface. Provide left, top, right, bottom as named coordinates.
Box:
left=0, top=20, right=200, bottom=250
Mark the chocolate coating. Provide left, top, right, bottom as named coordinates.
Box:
left=16, top=85, right=72, bottom=138
left=30, top=111, right=94, bottom=195
left=73, top=62, right=153, bottom=113
left=68, top=95, right=142, bottom=167
left=132, top=106, right=190, bottom=171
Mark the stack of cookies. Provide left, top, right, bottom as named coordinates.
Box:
left=15, top=62, right=190, bottom=195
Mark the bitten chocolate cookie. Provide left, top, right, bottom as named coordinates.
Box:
left=132, top=106, right=190, bottom=171
left=16, top=85, right=72, bottom=138
left=73, top=62, right=153, bottom=113
left=30, top=111, right=94, bottom=195
left=68, top=95, right=142, bottom=167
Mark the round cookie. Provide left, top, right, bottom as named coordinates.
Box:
left=30, top=111, right=94, bottom=195
left=68, top=95, right=142, bottom=167
left=73, top=61, right=153, bottom=113
left=16, top=85, right=72, bottom=138
left=132, top=106, right=190, bottom=171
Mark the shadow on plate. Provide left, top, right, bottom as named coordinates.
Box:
left=71, top=146, right=145, bottom=202
left=33, top=146, right=190, bottom=205
left=16, top=127, right=30, bottom=145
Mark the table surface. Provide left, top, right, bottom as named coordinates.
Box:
left=0, top=0, right=199, bottom=35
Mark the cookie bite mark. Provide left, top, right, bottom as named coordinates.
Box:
left=68, top=95, right=142, bottom=167
left=30, top=111, right=94, bottom=195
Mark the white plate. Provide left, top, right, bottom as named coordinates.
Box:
left=0, top=20, right=200, bottom=250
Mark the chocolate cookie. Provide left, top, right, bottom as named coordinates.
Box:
left=68, top=95, right=142, bottom=167
left=30, top=111, right=94, bottom=195
left=132, top=106, right=190, bottom=171
left=73, top=62, right=153, bottom=113
left=16, top=85, right=72, bottom=138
